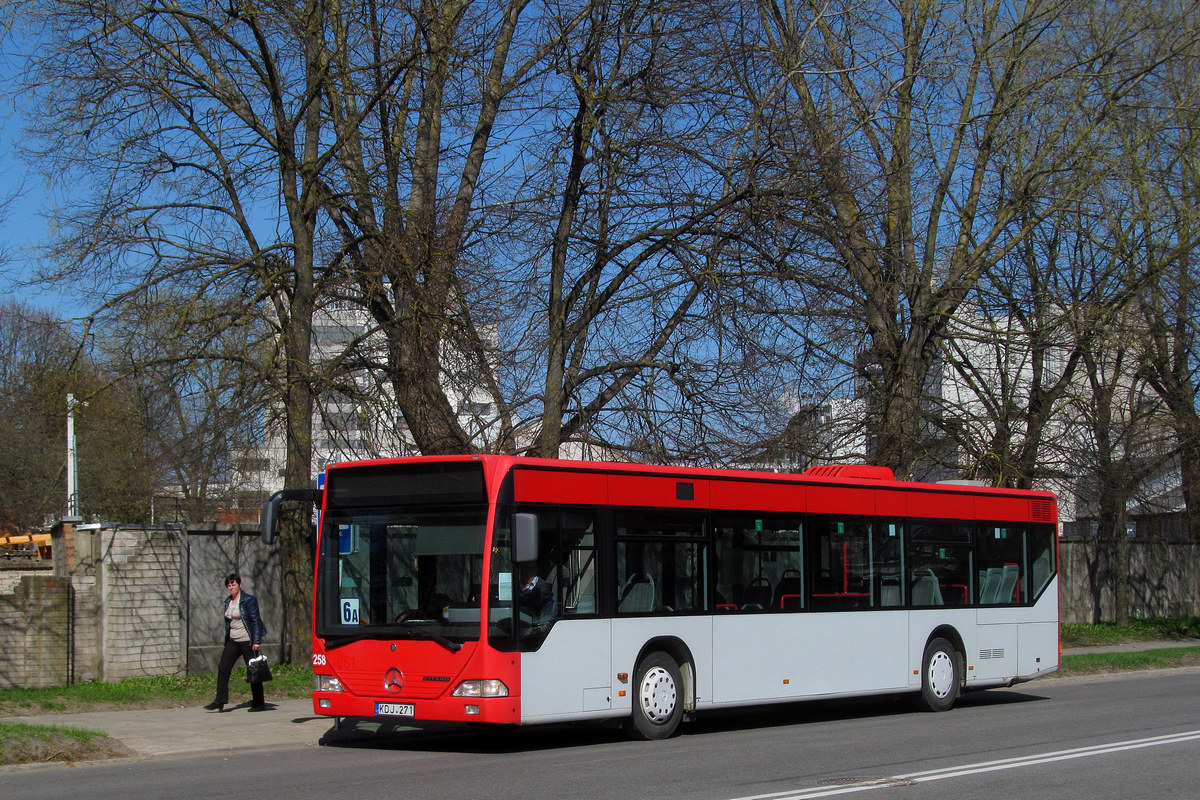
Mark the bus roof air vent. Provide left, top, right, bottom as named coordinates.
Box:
left=802, top=465, right=895, bottom=481
left=1031, top=499, right=1056, bottom=523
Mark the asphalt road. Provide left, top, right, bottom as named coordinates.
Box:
left=5, top=669, right=1199, bottom=800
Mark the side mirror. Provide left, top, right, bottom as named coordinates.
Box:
left=261, top=489, right=322, bottom=544
left=513, top=513, right=539, bottom=563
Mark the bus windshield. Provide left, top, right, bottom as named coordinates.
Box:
left=316, top=506, right=488, bottom=648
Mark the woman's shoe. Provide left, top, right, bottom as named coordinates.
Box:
left=203, top=701, right=223, bottom=711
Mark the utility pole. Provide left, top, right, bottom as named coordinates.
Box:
left=67, top=393, right=83, bottom=518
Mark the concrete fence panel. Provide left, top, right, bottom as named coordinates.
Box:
left=1059, top=539, right=1200, bottom=624
left=0, top=576, right=70, bottom=689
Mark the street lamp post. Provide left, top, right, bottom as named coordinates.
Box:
left=67, top=393, right=82, bottom=518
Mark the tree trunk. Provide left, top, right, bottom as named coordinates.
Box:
left=1095, top=488, right=1131, bottom=625
left=1181, top=436, right=1200, bottom=541
left=274, top=0, right=323, bottom=663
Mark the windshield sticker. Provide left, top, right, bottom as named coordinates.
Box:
left=341, top=599, right=360, bottom=625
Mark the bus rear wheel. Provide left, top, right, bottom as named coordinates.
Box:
left=918, top=637, right=961, bottom=712
left=627, top=651, right=683, bottom=740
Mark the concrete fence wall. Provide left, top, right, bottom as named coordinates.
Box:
left=94, top=526, right=185, bottom=681
left=0, top=574, right=71, bottom=690
left=184, top=527, right=283, bottom=674
left=0, top=521, right=281, bottom=689
left=1059, top=539, right=1200, bottom=624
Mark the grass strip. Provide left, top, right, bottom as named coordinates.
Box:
left=0, top=662, right=313, bottom=716
left=0, top=721, right=106, bottom=743
left=1059, top=646, right=1200, bottom=676
left=1061, top=617, right=1200, bottom=647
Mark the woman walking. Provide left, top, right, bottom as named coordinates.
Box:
left=204, top=572, right=268, bottom=712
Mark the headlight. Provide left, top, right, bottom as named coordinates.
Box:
left=452, top=679, right=509, bottom=697
left=315, top=674, right=345, bottom=692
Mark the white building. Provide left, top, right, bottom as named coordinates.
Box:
left=234, top=301, right=503, bottom=498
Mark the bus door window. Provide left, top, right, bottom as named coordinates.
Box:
left=486, top=514, right=516, bottom=644
left=488, top=509, right=553, bottom=649
left=496, top=507, right=599, bottom=647
left=808, top=517, right=872, bottom=609
left=712, top=520, right=741, bottom=610
left=615, top=511, right=708, bottom=614
left=976, top=525, right=1025, bottom=605
left=874, top=522, right=904, bottom=607
left=561, top=511, right=598, bottom=615
left=906, top=521, right=972, bottom=607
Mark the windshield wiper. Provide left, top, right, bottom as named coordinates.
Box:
left=323, top=630, right=395, bottom=651
left=400, top=620, right=463, bottom=653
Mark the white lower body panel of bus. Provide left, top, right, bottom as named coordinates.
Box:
left=519, top=583, right=1058, bottom=725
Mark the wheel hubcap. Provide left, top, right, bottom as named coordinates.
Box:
left=639, top=666, right=677, bottom=724
left=928, top=651, right=955, bottom=698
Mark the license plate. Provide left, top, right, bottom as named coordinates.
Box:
left=375, top=702, right=415, bottom=717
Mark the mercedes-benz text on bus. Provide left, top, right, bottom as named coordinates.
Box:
left=263, top=455, right=1058, bottom=739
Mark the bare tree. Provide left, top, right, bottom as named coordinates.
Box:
left=1068, top=305, right=1173, bottom=625
left=320, top=0, right=784, bottom=462
left=750, top=0, right=1195, bottom=477
left=518, top=0, right=771, bottom=460
left=20, top=0, right=338, bottom=661
left=319, top=0, right=566, bottom=455
left=938, top=203, right=1110, bottom=491
left=98, top=294, right=270, bottom=523
left=1121, top=53, right=1200, bottom=541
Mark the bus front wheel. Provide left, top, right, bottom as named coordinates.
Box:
left=918, top=637, right=961, bottom=712
left=627, top=651, right=683, bottom=740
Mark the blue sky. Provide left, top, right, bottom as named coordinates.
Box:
left=0, top=32, right=78, bottom=316
left=0, top=118, right=89, bottom=316
left=0, top=145, right=47, bottom=300
left=0, top=96, right=59, bottom=301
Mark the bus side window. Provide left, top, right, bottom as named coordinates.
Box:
left=713, top=515, right=802, bottom=612
left=906, top=521, right=971, bottom=607
left=1027, top=523, right=1056, bottom=601
left=976, top=525, right=1025, bottom=604
left=614, top=511, right=707, bottom=614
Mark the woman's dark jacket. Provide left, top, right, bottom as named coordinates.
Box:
left=223, top=592, right=267, bottom=645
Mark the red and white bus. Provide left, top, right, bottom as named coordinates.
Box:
left=266, top=455, right=1058, bottom=739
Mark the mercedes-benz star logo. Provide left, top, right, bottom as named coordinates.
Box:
left=383, top=667, right=405, bottom=694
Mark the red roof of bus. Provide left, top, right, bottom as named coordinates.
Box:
left=324, top=454, right=1057, bottom=524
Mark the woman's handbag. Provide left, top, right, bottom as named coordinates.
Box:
left=246, top=653, right=273, bottom=683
